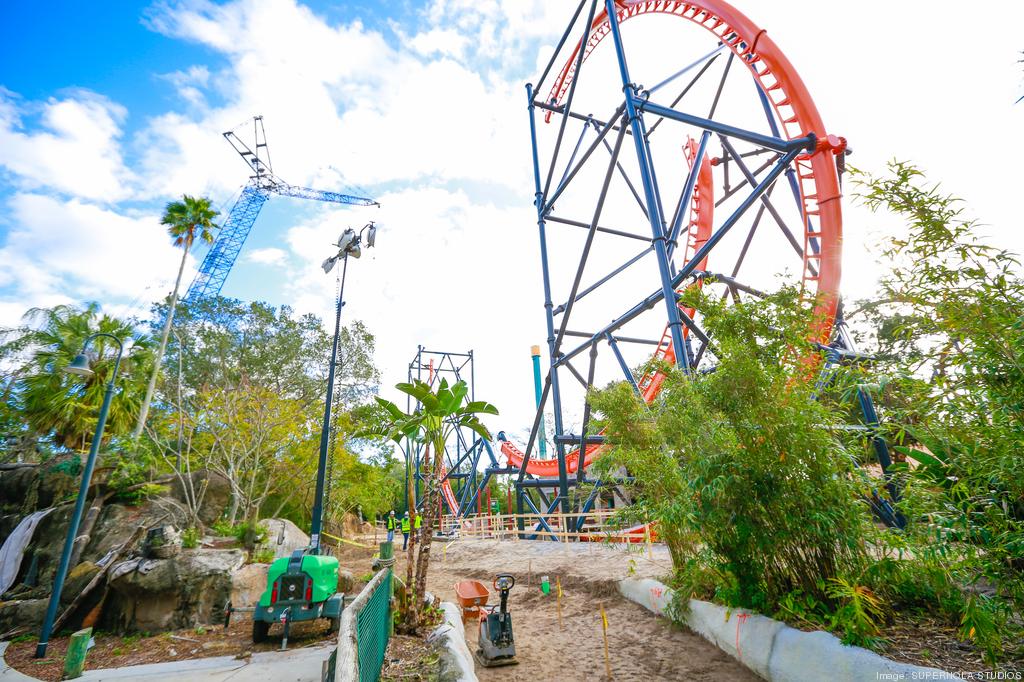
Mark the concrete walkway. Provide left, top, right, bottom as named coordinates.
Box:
left=1, top=642, right=333, bottom=682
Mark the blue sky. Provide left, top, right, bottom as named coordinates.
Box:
left=1, top=2, right=424, bottom=107
left=0, top=0, right=561, bottom=438
left=2, top=0, right=1023, bottom=443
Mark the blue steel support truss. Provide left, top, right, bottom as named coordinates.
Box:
left=510, top=0, right=901, bottom=541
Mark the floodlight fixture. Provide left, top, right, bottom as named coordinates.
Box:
left=336, top=228, right=356, bottom=252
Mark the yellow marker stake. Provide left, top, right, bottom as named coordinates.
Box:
left=600, top=603, right=612, bottom=679
left=556, top=577, right=563, bottom=630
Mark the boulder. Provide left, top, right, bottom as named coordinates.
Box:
left=0, top=467, right=37, bottom=516
left=341, top=513, right=373, bottom=537
left=104, top=548, right=245, bottom=632
left=229, top=563, right=269, bottom=608
left=144, top=526, right=182, bottom=560
left=338, top=569, right=356, bottom=593
left=0, top=458, right=79, bottom=521
left=169, top=470, right=232, bottom=527
left=0, top=597, right=48, bottom=632
left=26, top=504, right=76, bottom=587
left=62, top=561, right=100, bottom=604
left=261, top=518, right=310, bottom=559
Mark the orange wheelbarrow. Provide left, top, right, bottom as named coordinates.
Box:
left=454, top=579, right=490, bottom=624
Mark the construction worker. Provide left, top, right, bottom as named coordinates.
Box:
left=414, top=513, right=422, bottom=540
left=401, top=511, right=411, bottom=550
left=386, top=510, right=396, bottom=543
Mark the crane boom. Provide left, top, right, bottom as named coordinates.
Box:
left=184, top=116, right=378, bottom=302
left=270, top=182, right=378, bottom=206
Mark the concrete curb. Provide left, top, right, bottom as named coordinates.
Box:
left=619, top=578, right=954, bottom=682
left=0, top=643, right=39, bottom=681
left=427, top=602, right=477, bottom=682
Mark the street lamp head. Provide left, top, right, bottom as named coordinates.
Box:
left=348, top=243, right=362, bottom=259
left=65, top=353, right=93, bottom=377
left=365, top=223, right=377, bottom=248
left=321, top=255, right=339, bottom=274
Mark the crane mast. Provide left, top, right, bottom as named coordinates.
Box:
left=185, top=116, right=378, bottom=302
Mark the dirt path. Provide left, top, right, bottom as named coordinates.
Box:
left=425, top=538, right=758, bottom=681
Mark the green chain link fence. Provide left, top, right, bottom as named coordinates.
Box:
left=330, top=542, right=394, bottom=682
left=355, top=569, right=392, bottom=682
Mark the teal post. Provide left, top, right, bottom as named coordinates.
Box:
left=531, top=345, right=547, bottom=459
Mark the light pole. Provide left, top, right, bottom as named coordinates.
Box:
left=36, top=333, right=124, bottom=658
left=309, top=222, right=377, bottom=553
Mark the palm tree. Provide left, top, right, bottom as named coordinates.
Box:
left=372, top=378, right=497, bottom=633
left=2, top=303, right=153, bottom=450
left=133, top=195, right=219, bottom=440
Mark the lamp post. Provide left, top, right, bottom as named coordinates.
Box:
left=309, top=222, right=377, bottom=553
left=35, top=333, right=124, bottom=658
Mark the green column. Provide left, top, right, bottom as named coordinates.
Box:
left=531, top=345, right=547, bottom=458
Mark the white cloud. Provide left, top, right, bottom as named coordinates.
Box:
left=406, top=28, right=470, bottom=59
left=272, top=184, right=544, bottom=434
left=3, top=0, right=1024, bottom=444
left=246, top=247, right=288, bottom=266
left=0, top=193, right=189, bottom=320
left=0, top=89, right=134, bottom=202
left=159, top=65, right=213, bottom=107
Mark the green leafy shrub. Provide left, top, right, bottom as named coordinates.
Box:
left=181, top=527, right=201, bottom=549
left=852, top=162, right=1024, bottom=663
left=114, top=483, right=167, bottom=506
left=250, top=546, right=275, bottom=564
left=592, top=288, right=871, bottom=612
left=211, top=520, right=267, bottom=549
left=106, top=451, right=161, bottom=503
left=826, top=578, right=887, bottom=648
left=211, top=520, right=236, bottom=538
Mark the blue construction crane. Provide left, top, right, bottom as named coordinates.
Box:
left=185, top=116, right=379, bottom=301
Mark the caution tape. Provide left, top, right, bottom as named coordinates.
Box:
left=321, top=531, right=373, bottom=548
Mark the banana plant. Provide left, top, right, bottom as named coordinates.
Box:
left=370, top=378, right=497, bottom=632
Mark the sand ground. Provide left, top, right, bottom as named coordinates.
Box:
left=422, top=537, right=758, bottom=681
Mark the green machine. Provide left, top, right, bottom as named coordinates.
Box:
left=251, top=551, right=343, bottom=642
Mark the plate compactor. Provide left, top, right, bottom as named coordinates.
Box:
left=475, top=573, right=518, bottom=667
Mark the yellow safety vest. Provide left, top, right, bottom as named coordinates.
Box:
left=401, top=517, right=410, bottom=532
